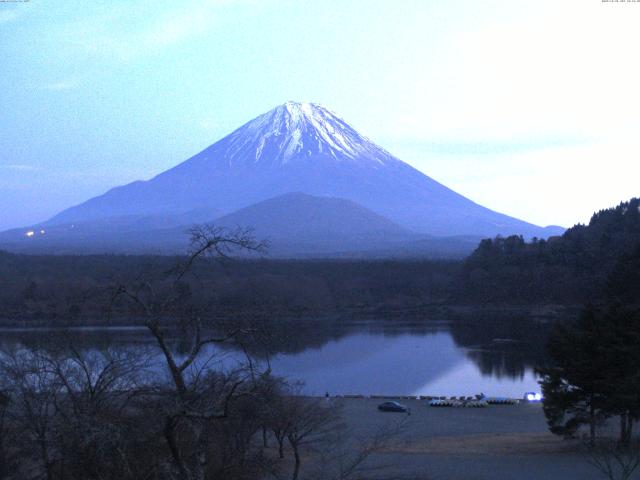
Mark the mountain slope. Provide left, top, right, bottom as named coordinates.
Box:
left=45, top=102, right=562, bottom=238
left=211, top=192, right=418, bottom=256
left=215, top=192, right=410, bottom=241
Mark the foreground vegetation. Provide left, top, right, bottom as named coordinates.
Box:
left=0, top=227, right=402, bottom=480
left=0, top=342, right=396, bottom=480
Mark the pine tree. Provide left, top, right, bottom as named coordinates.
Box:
left=538, top=306, right=612, bottom=445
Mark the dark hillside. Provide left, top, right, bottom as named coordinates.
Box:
left=452, top=198, right=640, bottom=304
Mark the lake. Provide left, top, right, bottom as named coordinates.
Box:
left=0, top=315, right=550, bottom=398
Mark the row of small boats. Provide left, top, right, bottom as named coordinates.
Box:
left=377, top=395, right=521, bottom=413
left=429, top=397, right=518, bottom=407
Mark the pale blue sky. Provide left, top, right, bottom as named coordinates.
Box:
left=1, top=0, right=639, bottom=230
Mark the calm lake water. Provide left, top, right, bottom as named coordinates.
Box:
left=264, top=330, right=539, bottom=397
left=0, top=316, right=550, bottom=398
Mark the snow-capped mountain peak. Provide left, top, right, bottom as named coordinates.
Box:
left=222, top=101, right=394, bottom=166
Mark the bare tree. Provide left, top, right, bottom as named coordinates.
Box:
left=264, top=386, right=409, bottom=480
left=0, top=388, right=14, bottom=480
left=45, top=343, right=155, bottom=479
left=265, top=388, right=292, bottom=460
left=0, top=348, right=62, bottom=480
left=311, top=419, right=407, bottom=480
left=589, top=441, right=640, bottom=480
left=111, top=225, right=268, bottom=480
left=0, top=340, right=158, bottom=480
left=282, top=396, right=342, bottom=480
left=42, top=343, right=150, bottom=415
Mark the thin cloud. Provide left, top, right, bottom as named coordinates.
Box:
left=40, top=78, right=81, bottom=91
left=0, top=9, right=21, bottom=25
left=0, top=164, right=37, bottom=171
left=60, top=0, right=247, bottom=62
left=384, top=136, right=591, bottom=156
left=142, top=7, right=212, bottom=50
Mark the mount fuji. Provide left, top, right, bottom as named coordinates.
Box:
left=1, top=102, right=563, bottom=256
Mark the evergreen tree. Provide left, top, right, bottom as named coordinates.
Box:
left=598, top=307, right=640, bottom=446
left=538, top=306, right=612, bottom=445
left=540, top=262, right=640, bottom=447
left=607, top=245, right=640, bottom=307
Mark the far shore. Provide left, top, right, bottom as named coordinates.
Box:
left=0, top=302, right=581, bottom=329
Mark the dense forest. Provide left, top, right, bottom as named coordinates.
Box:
left=453, top=198, right=640, bottom=305
left=0, top=252, right=459, bottom=327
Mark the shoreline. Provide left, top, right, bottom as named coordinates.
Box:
left=0, top=302, right=579, bottom=329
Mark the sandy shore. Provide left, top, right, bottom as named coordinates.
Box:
left=333, top=398, right=603, bottom=480
left=385, top=432, right=582, bottom=456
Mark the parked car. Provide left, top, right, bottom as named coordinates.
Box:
left=377, top=401, right=408, bottom=412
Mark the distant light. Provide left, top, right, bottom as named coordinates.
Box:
left=39, top=229, right=45, bottom=235
left=25, top=230, right=35, bottom=237
left=525, top=392, right=543, bottom=402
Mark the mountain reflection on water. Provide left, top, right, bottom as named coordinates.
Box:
left=0, top=314, right=552, bottom=397
left=254, top=316, right=550, bottom=397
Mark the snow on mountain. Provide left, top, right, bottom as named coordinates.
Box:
left=44, top=102, right=563, bottom=239
left=224, top=102, right=393, bottom=166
